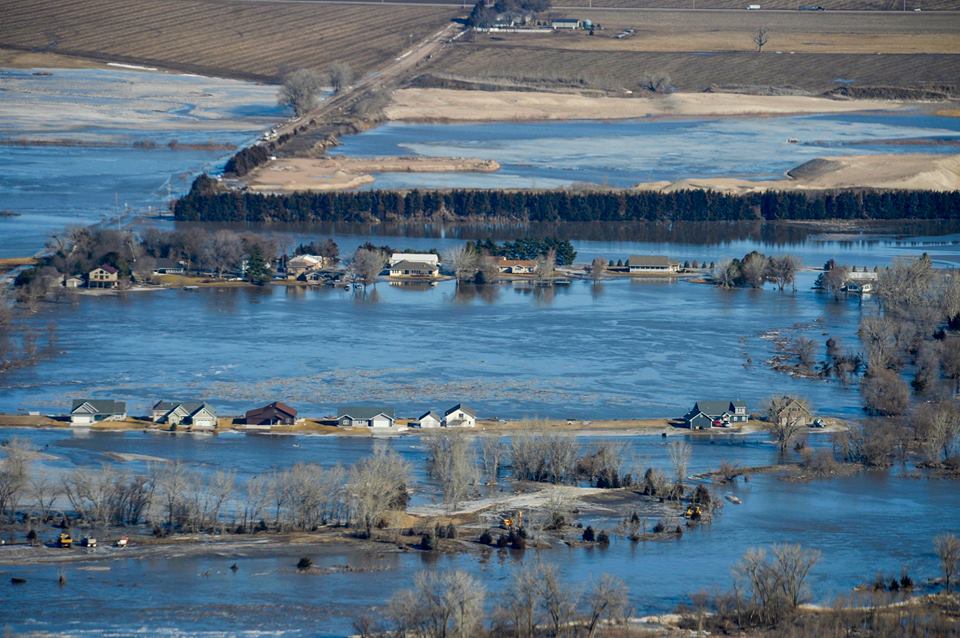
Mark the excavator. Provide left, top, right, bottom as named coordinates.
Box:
left=501, top=510, right=524, bottom=531
left=56, top=532, right=73, bottom=548
left=684, top=505, right=703, bottom=520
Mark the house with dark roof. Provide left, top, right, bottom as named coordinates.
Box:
left=88, top=264, right=119, bottom=288
left=627, top=256, right=680, bottom=273
left=682, top=400, right=748, bottom=430
left=414, top=410, right=441, bottom=428
left=152, top=400, right=218, bottom=430
left=442, top=404, right=477, bottom=428
left=337, top=406, right=396, bottom=428
left=70, top=399, right=127, bottom=426
left=152, top=258, right=185, bottom=275
left=497, top=258, right=538, bottom=274
left=245, top=402, right=298, bottom=428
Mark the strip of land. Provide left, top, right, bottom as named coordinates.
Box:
left=246, top=156, right=501, bottom=192
left=635, top=152, right=960, bottom=193
left=385, top=88, right=905, bottom=121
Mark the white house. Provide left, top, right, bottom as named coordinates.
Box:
left=627, top=256, right=680, bottom=273
left=152, top=400, right=218, bottom=430
left=414, top=411, right=442, bottom=428
left=497, top=258, right=538, bottom=274
left=442, top=404, right=477, bottom=428
left=552, top=18, right=581, bottom=29
left=389, top=260, right=440, bottom=279
left=338, top=406, right=396, bottom=428
left=70, top=399, right=127, bottom=426
left=287, top=254, right=325, bottom=279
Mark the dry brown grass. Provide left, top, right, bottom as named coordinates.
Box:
left=0, top=0, right=459, bottom=81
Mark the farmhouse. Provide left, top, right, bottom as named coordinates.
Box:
left=338, top=406, right=396, bottom=428
left=497, top=258, right=538, bottom=274
left=389, top=260, right=440, bottom=279
left=442, top=404, right=477, bottom=428
left=769, top=396, right=813, bottom=426
left=70, top=399, right=127, bottom=426
left=64, top=276, right=83, bottom=289
left=627, top=256, right=680, bottom=273
left=682, top=400, right=748, bottom=429
left=245, top=401, right=298, bottom=427
left=414, top=411, right=442, bottom=428
left=287, top=254, right=325, bottom=279
left=389, top=253, right=439, bottom=267
left=152, top=400, right=218, bottom=430
left=552, top=18, right=581, bottom=29
left=88, top=265, right=119, bottom=288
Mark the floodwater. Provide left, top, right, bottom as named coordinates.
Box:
left=1, top=428, right=957, bottom=636
left=0, top=67, right=283, bottom=258
left=332, top=111, right=960, bottom=189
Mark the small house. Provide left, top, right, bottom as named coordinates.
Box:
left=389, top=253, right=439, bottom=267
left=152, top=400, right=218, bottom=430
left=88, top=265, right=119, bottom=288
left=770, top=397, right=812, bottom=427
left=245, top=401, right=298, bottom=427
left=552, top=18, right=581, bottom=29
left=70, top=399, right=127, bottom=426
left=442, top=404, right=477, bottom=428
left=414, top=411, right=441, bottom=428
left=497, top=258, right=538, bottom=274
left=627, top=256, right=680, bottom=273
left=682, top=400, right=748, bottom=429
left=152, top=258, right=185, bottom=275
left=389, top=260, right=440, bottom=279
left=337, top=406, right=396, bottom=428
left=287, top=254, right=325, bottom=279
left=64, top=276, right=83, bottom=289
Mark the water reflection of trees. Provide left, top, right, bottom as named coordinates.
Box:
left=453, top=282, right=500, bottom=305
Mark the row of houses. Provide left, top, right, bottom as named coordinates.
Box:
left=680, top=397, right=815, bottom=430
left=68, top=399, right=477, bottom=430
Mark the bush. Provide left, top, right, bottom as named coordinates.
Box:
left=582, top=526, right=596, bottom=542
left=419, top=533, right=435, bottom=550
left=496, top=534, right=509, bottom=548
left=693, top=484, right=712, bottom=507
left=510, top=530, right=526, bottom=550
left=597, top=530, right=610, bottom=545
left=297, top=557, right=313, bottom=570
left=479, top=530, right=493, bottom=545
left=652, top=520, right=665, bottom=534
left=445, top=524, right=457, bottom=539
left=26, top=530, right=37, bottom=544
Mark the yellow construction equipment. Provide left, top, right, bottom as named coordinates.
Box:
left=684, top=505, right=703, bottom=520
left=57, top=532, right=73, bottom=548
left=501, top=510, right=524, bottom=530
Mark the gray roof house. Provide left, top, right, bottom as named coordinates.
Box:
left=682, top=400, right=748, bottom=429
left=70, top=399, right=127, bottom=426
left=442, top=403, right=477, bottom=427
left=338, top=406, right=396, bottom=428
left=627, top=255, right=680, bottom=273
left=414, top=410, right=442, bottom=428
left=152, top=400, right=218, bottom=430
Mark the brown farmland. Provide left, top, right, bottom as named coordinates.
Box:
left=0, top=0, right=459, bottom=81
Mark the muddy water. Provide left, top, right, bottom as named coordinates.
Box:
left=1, top=429, right=957, bottom=636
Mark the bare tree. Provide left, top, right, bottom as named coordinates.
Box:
left=28, top=474, right=61, bottom=521
left=765, top=396, right=810, bottom=454
left=348, top=450, right=411, bottom=537
left=327, top=62, right=354, bottom=94
left=445, top=244, right=479, bottom=281
left=0, top=438, right=32, bottom=521
left=821, top=265, right=849, bottom=300
left=734, top=544, right=820, bottom=625
left=540, top=563, right=577, bottom=637
left=714, top=259, right=738, bottom=288
left=479, top=436, right=502, bottom=486
left=388, top=570, right=486, bottom=638
left=935, top=534, right=960, bottom=590
left=511, top=434, right=577, bottom=484
left=584, top=575, right=629, bottom=638
left=860, top=368, right=910, bottom=416
left=741, top=252, right=769, bottom=288
left=590, top=256, right=607, bottom=281
left=754, top=27, right=769, bottom=52
left=351, top=247, right=387, bottom=288
left=425, top=433, right=479, bottom=509
left=915, top=400, right=960, bottom=464
left=668, top=440, right=692, bottom=485
left=768, top=255, right=799, bottom=291
left=278, top=68, right=325, bottom=116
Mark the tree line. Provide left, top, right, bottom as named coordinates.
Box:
left=174, top=178, right=960, bottom=224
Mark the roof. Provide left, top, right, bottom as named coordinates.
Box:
left=93, top=264, right=118, bottom=274
left=627, top=255, right=672, bottom=267
left=694, top=400, right=745, bottom=417
left=418, top=411, right=441, bottom=421
left=154, top=258, right=182, bottom=269
left=553, top=18, right=580, bottom=22
left=498, top=258, right=537, bottom=267
left=288, top=254, right=323, bottom=267
left=246, top=401, right=297, bottom=418
left=71, top=399, right=126, bottom=415
left=338, top=406, right=396, bottom=420
left=154, top=400, right=216, bottom=417
left=444, top=403, right=476, bottom=417
left=389, top=253, right=438, bottom=266
left=391, top=260, right=438, bottom=271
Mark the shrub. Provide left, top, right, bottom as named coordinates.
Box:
left=420, top=533, right=435, bottom=550
left=583, top=526, right=596, bottom=542
left=652, top=520, right=665, bottom=534
left=496, top=534, right=509, bottom=548
left=297, top=557, right=313, bottom=570
left=479, top=530, right=493, bottom=545
left=597, top=530, right=610, bottom=545
left=445, top=524, right=457, bottom=539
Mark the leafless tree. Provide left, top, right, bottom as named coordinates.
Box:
left=734, top=544, right=820, bottom=625
left=935, top=534, right=960, bottom=590
left=511, top=434, right=577, bottom=484
left=792, top=336, right=817, bottom=370
left=425, top=433, right=479, bottom=509
left=741, top=252, right=769, bottom=288
left=767, top=255, right=799, bottom=291
left=668, top=440, right=692, bottom=485
left=821, top=265, right=849, bottom=300
left=351, top=247, right=387, bottom=288
left=153, top=461, right=190, bottom=530
left=28, top=474, right=61, bottom=521
left=278, top=68, right=325, bottom=116
left=584, top=574, right=629, bottom=638
left=327, top=62, right=354, bottom=94
left=754, top=27, right=769, bottom=52
left=0, top=438, right=32, bottom=521
left=714, top=259, right=738, bottom=288
left=914, top=400, right=960, bottom=464
left=765, top=396, right=810, bottom=454
left=479, top=436, right=502, bottom=485
left=536, top=249, right=557, bottom=282
left=445, top=244, right=479, bottom=281
left=541, top=564, right=577, bottom=637
left=388, top=570, right=486, bottom=638
left=860, top=368, right=910, bottom=416
left=348, top=450, right=411, bottom=537
left=590, top=256, right=607, bottom=281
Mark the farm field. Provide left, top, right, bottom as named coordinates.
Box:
left=551, top=0, right=959, bottom=10
left=0, top=0, right=459, bottom=81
